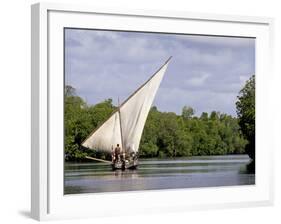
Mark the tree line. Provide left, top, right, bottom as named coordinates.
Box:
left=139, top=106, right=247, bottom=158
left=64, top=75, right=255, bottom=162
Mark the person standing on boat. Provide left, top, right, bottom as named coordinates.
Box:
left=114, top=144, right=121, bottom=163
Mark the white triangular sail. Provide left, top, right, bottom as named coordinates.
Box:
left=82, top=111, right=122, bottom=153
left=82, top=57, right=171, bottom=154
left=119, top=62, right=169, bottom=153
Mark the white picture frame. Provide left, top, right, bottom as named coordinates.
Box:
left=31, top=2, right=274, bottom=221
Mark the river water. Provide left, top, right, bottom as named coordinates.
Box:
left=64, top=154, right=255, bottom=194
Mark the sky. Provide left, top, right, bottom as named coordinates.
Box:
left=65, top=28, right=255, bottom=116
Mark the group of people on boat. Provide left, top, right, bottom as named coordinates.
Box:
left=111, top=144, right=138, bottom=169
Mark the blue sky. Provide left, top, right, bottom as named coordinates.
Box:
left=65, top=28, right=255, bottom=116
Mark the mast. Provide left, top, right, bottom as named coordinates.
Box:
left=118, top=97, right=125, bottom=152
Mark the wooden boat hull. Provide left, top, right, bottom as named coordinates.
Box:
left=112, top=159, right=138, bottom=170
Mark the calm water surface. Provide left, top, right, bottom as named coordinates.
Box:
left=64, top=155, right=255, bottom=194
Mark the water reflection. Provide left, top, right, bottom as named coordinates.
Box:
left=64, top=155, right=255, bottom=194
left=113, top=169, right=139, bottom=179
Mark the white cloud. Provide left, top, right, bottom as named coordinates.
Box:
left=65, top=29, right=255, bottom=116
left=188, top=73, right=210, bottom=86
left=174, top=34, right=255, bottom=48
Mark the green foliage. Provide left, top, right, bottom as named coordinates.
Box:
left=236, top=75, right=255, bottom=172
left=64, top=85, right=248, bottom=161
left=182, top=106, right=195, bottom=119
left=139, top=106, right=247, bottom=158
left=64, top=85, right=115, bottom=161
